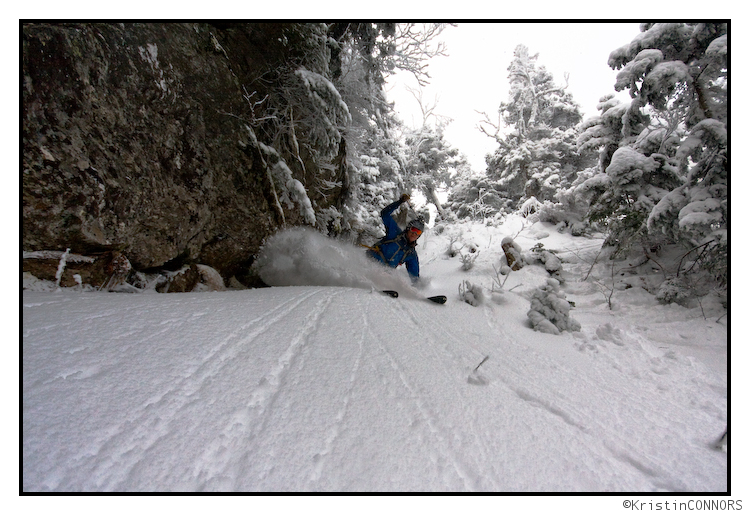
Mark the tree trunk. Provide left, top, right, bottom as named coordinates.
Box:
left=427, top=187, right=446, bottom=219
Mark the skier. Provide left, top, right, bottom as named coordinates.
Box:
left=366, top=194, right=424, bottom=283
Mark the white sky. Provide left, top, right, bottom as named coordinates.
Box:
left=385, top=22, right=643, bottom=172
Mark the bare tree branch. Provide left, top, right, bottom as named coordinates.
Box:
left=388, top=23, right=452, bottom=86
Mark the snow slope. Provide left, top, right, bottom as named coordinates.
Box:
left=22, top=219, right=727, bottom=492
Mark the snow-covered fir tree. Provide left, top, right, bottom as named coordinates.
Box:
left=332, top=32, right=403, bottom=239
left=577, top=94, right=647, bottom=173
left=451, top=44, right=596, bottom=222
left=527, top=278, right=581, bottom=335
left=576, top=23, right=727, bottom=290
left=444, top=170, right=512, bottom=224
left=484, top=45, right=595, bottom=204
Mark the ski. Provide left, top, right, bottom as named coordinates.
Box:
left=380, top=290, right=446, bottom=304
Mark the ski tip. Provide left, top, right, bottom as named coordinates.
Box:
left=427, top=295, right=447, bottom=304
left=381, top=290, right=399, bottom=298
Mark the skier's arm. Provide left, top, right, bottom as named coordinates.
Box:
left=380, top=198, right=404, bottom=218
left=380, top=198, right=405, bottom=238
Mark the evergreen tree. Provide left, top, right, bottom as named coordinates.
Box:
left=577, top=94, right=648, bottom=172
left=444, top=171, right=511, bottom=223
left=482, top=45, right=594, bottom=205
left=327, top=23, right=450, bottom=239
left=401, top=122, right=467, bottom=219
left=329, top=25, right=403, bottom=239
left=579, top=23, right=727, bottom=287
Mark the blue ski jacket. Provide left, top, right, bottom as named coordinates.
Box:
left=366, top=199, right=420, bottom=281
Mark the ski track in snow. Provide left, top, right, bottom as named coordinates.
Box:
left=193, top=288, right=339, bottom=490
left=393, top=300, right=510, bottom=491
left=306, top=296, right=364, bottom=487
left=480, top=305, right=695, bottom=491
left=395, top=286, right=721, bottom=492
left=367, top=299, right=483, bottom=491
left=23, top=260, right=726, bottom=492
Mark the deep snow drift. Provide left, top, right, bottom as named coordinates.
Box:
left=22, top=217, right=728, bottom=493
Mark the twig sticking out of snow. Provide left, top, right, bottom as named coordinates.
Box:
left=467, top=355, right=491, bottom=386
left=472, top=355, right=490, bottom=374
left=714, top=428, right=727, bottom=452
left=490, top=264, right=511, bottom=292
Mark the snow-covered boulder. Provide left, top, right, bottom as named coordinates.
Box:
left=501, top=236, right=523, bottom=271
left=156, top=263, right=225, bottom=293
left=194, top=264, right=227, bottom=292
left=527, top=278, right=581, bottom=335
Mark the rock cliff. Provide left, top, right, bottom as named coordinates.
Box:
left=23, top=23, right=340, bottom=289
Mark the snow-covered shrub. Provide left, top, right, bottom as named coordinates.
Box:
left=655, top=278, right=690, bottom=305
left=459, top=280, right=485, bottom=307
left=533, top=199, right=590, bottom=236
left=524, top=243, right=562, bottom=281
left=542, top=253, right=562, bottom=278
left=459, top=249, right=480, bottom=271
left=444, top=228, right=464, bottom=257
left=444, top=226, right=479, bottom=259
left=653, top=273, right=720, bottom=308
left=489, top=263, right=512, bottom=293
left=569, top=221, right=588, bottom=237
left=535, top=200, right=568, bottom=225
left=527, top=278, right=580, bottom=335
left=55, top=248, right=71, bottom=289
left=519, top=196, right=542, bottom=218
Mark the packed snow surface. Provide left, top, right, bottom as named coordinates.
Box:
left=22, top=219, right=727, bottom=492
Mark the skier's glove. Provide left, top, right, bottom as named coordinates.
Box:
left=400, top=193, right=411, bottom=203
